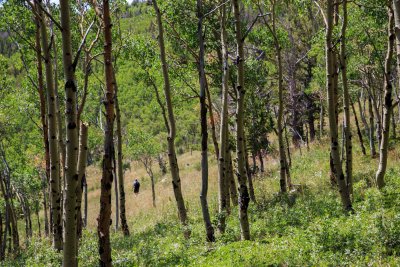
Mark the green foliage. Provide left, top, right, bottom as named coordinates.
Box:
left=125, top=126, right=161, bottom=161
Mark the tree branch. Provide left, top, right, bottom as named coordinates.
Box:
left=33, top=0, right=63, bottom=31
left=72, top=19, right=95, bottom=71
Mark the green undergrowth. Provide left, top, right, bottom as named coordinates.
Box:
left=3, top=141, right=400, bottom=266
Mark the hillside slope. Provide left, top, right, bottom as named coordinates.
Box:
left=6, top=137, right=400, bottom=266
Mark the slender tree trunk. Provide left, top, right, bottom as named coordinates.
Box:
left=113, top=146, right=119, bottom=231
left=267, top=2, right=289, bottom=193
left=368, top=96, right=377, bottom=157
left=97, top=0, right=116, bottom=264
left=1, top=176, right=8, bottom=258
left=83, top=178, right=88, bottom=228
left=205, top=81, right=219, bottom=160
left=0, top=173, right=18, bottom=255
left=197, top=0, right=215, bottom=242
left=357, top=96, right=370, bottom=140
left=76, top=122, right=88, bottom=241
left=308, top=107, right=316, bottom=141
left=34, top=10, right=50, bottom=237
left=144, top=162, right=157, bottom=208
left=392, top=108, right=397, bottom=138
left=251, top=152, right=257, bottom=172
left=157, top=154, right=167, bottom=175
left=394, top=0, right=400, bottom=137
left=9, top=195, right=19, bottom=254
left=351, top=100, right=367, bottom=155
left=376, top=6, right=395, bottom=189
left=59, top=0, right=80, bottom=264
left=319, top=97, right=324, bottom=138
left=38, top=2, right=62, bottom=249
left=48, top=5, right=66, bottom=184
left=232, top=0, right=250, bottom=240
left=150, top=169, right=156, bottom=208
left=153, top=0, right=189, bottom=236
left=244, top=138, right=256, bottom=202
left=326, top=0, right=352, bottom=210
left=284, top=121, right=292, bottom=168
left=113, top=70, right=130, bottom=236
left=340, top=0, right=353, bottom=195
left=41, top=175, right=49, bottom=236
left=259, top=151, right=264, bottom=172
left=36, top=205, right=41, bottom=238
left=0, top=211, right=2, bottom=261
left=217, top=3, right=229, bottom=234
left=34, top=7, right=50, bottom=198
left=227, top=150, right=238, bottom=206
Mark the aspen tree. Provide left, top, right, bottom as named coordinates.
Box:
left=37, top=0, right=62, bottom=250
left=152, top=0, right=189, bottom=236
left=325, top=0, right=352, bottom=210
left=232, top=0, right=250, bottom=240
left=376, top=5, right=395, bottom=188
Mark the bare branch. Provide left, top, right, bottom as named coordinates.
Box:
left=33, top=0, right=63, bottom=31
left=72, top=19, right=95, bottom=71
left=203, top=0, right=230, bottom=18
left=242, top=13, right=270, bottom=42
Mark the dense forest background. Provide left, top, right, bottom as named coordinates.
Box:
left=0, top=0, right=400, bottom=266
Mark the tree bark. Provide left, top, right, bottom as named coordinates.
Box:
left=76, top=122, right=88, bottom=241
left=83, top=178, right=88, bottom=228
left=197, top=0, right=215, bottom=242
left=112, top=146, right=119, bottom=232
left=34, top=5, right=50, bottom=198
left=244, top=138, right=256, bottom=202
left=205, top=81, right=219, bottom=160
left=0, top=210, right=2, bottom=261
left=351, top=100, right=366, bottom=155
left=227, top=149, right=238, bottom=207
left=232, top=0, right=250, bottom=240
left=326, top=0, right=352, bottom=210
left=59, top=0, right=80, bottom=264
left=368, top=96, right=377, bottom=157
left=41, top=175, right=49, bottom=236
left=113, top=70, right=130, bottom=236
left=35, top=203, right=41, bottom=238
left=266, top=1, right=289, bottom=193
left=38, top=1, right=62, bottom=250
left=217, top=2, right=229, bottom=234
left=258, top=151, right=264, bottom=172
left=376, top=5, right=395, bottom=189
left=144, top=161, right=156, bottom=208
left=340, top=0, right=353, bottom=196
left=153, top=0, right=189, bottom=237
left=97, top=0, right=116, bottom=265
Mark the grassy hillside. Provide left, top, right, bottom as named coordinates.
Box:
left=5, top=136, right=400, bottom=266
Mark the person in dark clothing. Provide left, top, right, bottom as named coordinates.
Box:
left=133, top=179, right=140, bottom=195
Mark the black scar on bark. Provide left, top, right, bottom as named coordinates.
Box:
left=68, top=122, right=76, bottom=129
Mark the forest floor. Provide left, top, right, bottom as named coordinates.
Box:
left=5, top=136, right=400, bottom=266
